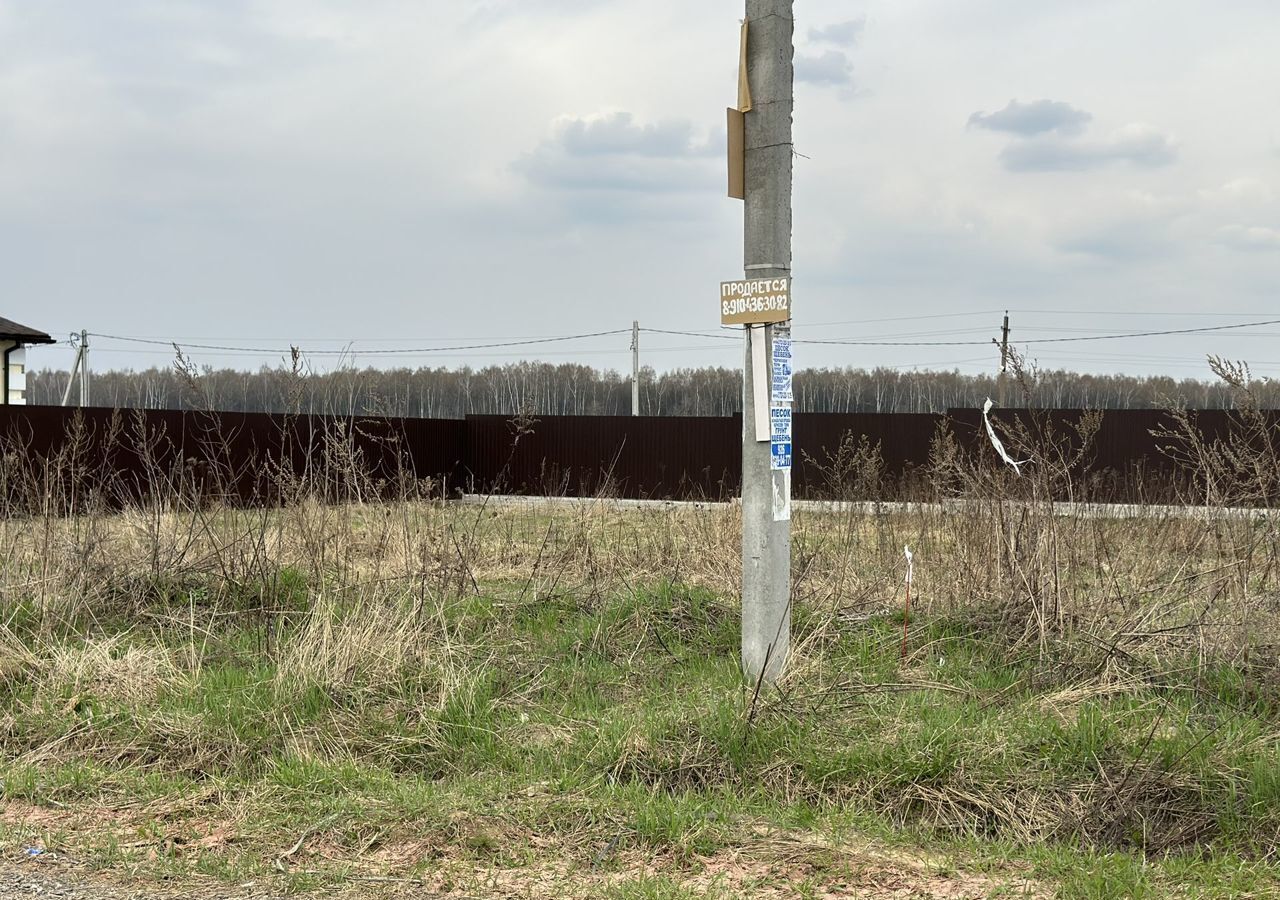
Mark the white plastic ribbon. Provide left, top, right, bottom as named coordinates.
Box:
left=982, top=398, right=1030, bottom=475
left=899, top=545, right=915, bottom=661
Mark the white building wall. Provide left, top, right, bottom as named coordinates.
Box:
left=9, top=345, right=26, bottom=405
left=3, top=342, right=26, bottom=405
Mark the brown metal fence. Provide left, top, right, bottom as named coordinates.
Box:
left=0, top=406, right=465, bottom=508
left=461, top=414, right=741, bottom=499
left=946, top=408, right=1280, bottom=503
left=0, top=405, right=1274, bottom=506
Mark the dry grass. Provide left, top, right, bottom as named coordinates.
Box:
left=2, top=379, right=1280, bottom=897
left=39, top=636, right=177, bottom=706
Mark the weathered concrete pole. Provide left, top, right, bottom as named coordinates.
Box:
left=632, top=320, right=640, bottom=415
left=741, top=0, right=793, bottom=684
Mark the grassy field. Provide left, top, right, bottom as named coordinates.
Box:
left=3, top=467, right=1280, bottom=899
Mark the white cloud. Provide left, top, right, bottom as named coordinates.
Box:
left=999, top=124, right=1178, bottom=172
left=1217, top=224, right=1280, bottom=252
left=513, top=111, right=718, bottom=202
left=969, top=99, right=1092, bottom=136
left=808, top=19, right=865, bottom=45
left=1198, top=177, right=1275, bottom=206
left=796, top=50, right=853, bottom=86
left=553, top=111, right=714, bottom=159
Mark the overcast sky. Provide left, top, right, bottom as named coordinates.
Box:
left=2, top=1, right=1278, bottom=379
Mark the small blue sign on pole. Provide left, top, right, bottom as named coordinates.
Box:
left=770, top=440, right=792, bottom=470
left=769, top=328, right=793, bottom=473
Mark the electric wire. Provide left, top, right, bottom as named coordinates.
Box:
left=85, top=342, right=742, bottom=360
left=642, top=328, right=739, bottom=341
left=800, top=309, right=1006, bottom=327
left=798, top=318, right=1280, bottom=347
left=87, top=329, right=632, bottom=355
left=80, top=348, right=998, bottom=372
left=1009, top=308, right=1278, bottom=318
left=79, top=316, right=1280, bottom=364
left=642, top=326, right=996, bottom=342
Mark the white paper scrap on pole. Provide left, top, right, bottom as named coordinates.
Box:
left=982, top=398, right=1030, bottom=475
left=904, top=545, right=913, bottom=585
left=751, top=327, right=769, bottom=441
left=772, top=469, right=791, bottom=521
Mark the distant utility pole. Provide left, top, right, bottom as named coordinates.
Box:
left=81, top=329, right=90, bottom=407
left=61, top=330, right=89, bottom=407
left=740, top=0, right=793, bottom=684
left=631, top=320, right=640, bottom=416
left=996, top=311, right=1009, bottom=405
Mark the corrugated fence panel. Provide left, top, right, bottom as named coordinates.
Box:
left=0, top=406, right=466, bottom=508
left=945, top=408, right=1280, bottom=503
left=462, top=413, right=947, bottom=499
left=792, top=413, right=943, bottom=497
left=464, top=415, right=741, bottom=499
left=2, top=405, right=1276, bottom=506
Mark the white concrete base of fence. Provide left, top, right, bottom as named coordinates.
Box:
left=454, top=494, right=1272, bottom=520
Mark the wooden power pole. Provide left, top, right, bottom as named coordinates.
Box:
left=740, top=0, right=794, bottom=684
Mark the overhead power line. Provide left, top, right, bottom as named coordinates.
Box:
left=89, top=329, right=632, bottom=356
left=1009, top=308, right=1278, bottom=318
left=642, top=325, right=994, bottom=342
left=799, top=318, right=1280, bottom=347
left=798, top=309, right=1006, bottom=327
left=643, top=328, right=739, bottom=341
left=86, top=316, right=1280, bottom=361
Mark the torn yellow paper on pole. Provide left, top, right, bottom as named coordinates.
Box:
left=727, top=107, right=745, bottom=199
left=728, top=19, right=750, bottom=199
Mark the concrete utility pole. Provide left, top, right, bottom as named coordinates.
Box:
left=997, top=311, right=1009, bottom=406
left=62, top=331, right=86, bottom=407
left=631, top=320, right=640, bottom=416
left=80, top=329, right=90, bottom=407
left=741, top=0, right=793, bottom=684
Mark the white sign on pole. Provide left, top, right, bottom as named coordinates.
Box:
left=720, top=277, right=792, bottom=325
left=751, top=329, right=769, bottom=441
left=771, top=327, right=793, bottom=404
left=770, top=405, right=792, bottom=438
left=771, top=368, right=793, bottom=403
left=769, top=325, right=793, bottom=475
left=769, top=406, right=792, bottom=470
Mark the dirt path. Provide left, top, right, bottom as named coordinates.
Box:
left=0, top=852, right=1041, bottom=900
left=2, top=801, right=1042, bottom=900
left=0, top=857, right=295, bottom=900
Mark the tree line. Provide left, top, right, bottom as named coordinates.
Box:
left=25, top=361, right=1272, bottom=418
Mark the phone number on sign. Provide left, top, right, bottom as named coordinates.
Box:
left=721, top=295, right=790, bottom=317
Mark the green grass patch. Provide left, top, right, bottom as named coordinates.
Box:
left=4, top=519, right=1280, bottom=897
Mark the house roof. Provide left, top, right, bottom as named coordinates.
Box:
left=0, top=316, right=56, bottom=344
